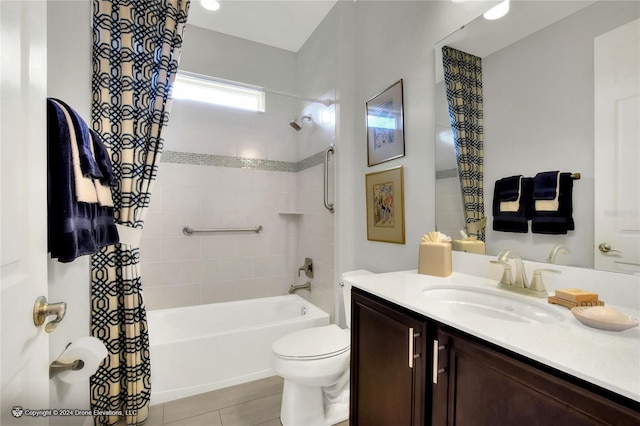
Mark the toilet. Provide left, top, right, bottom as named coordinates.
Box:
left=271, top=270, right=373, bottom=426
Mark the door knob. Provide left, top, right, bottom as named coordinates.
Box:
left=33, top=296, right=67, bottom=333
left=598, top=243, right=622, bottom=254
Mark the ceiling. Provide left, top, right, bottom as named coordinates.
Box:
left=187, top=0, right=338, bottom=53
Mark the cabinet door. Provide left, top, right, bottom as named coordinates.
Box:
left=432, top=327, right=640, bottom=426
left=350, top=288, right=428, bottom=426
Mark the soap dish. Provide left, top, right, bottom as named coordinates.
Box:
left=571, top=306, right=639, bottom=332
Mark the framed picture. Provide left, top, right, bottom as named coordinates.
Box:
left=366, top=79, right=405, bottom=166
left=365, top=166, right=405, bottom=244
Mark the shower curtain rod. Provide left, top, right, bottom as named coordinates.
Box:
left=263, top=88, right=335, bottom=106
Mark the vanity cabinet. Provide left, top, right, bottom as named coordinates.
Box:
left=351, top=288, right=640, bottom=426
left=432, top=326, right=640, bottom=426
left=350, top=288, right=430, bottom=426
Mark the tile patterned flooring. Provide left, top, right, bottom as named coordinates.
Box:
left=146, top=376, right=349, bottom=426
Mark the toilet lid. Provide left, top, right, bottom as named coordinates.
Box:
left=272, top=324, right=350, bottom=360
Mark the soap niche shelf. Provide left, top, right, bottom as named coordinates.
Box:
left=278, top=212, right=303, bottom=216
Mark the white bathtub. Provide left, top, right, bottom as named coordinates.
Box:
left=147, top=295, right=329, bottom=404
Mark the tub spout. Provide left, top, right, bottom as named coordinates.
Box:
left=288, top=282, right=311, bottom=294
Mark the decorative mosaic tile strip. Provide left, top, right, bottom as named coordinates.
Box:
left=161, top=150, right=326, bottom=173
left=161, top=150, right=297, bottom=172
left=296, top=151, right=325, bottom=172
left=436, top=168, right=458, bottom=180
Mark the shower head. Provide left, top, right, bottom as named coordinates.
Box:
left=289, top=120, right=302, bottom=131
left=289, top=114, right=312, bottom=131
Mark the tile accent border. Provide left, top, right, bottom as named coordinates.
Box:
left=161, top=150, right=325, bottom=172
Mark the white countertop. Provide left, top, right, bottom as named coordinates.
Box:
left=347, top=270, right=640, bottom=403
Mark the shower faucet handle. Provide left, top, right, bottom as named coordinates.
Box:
left=298, top=257, right=314, bottom=278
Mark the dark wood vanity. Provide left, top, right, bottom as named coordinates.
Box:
left=350, top=287, right=640, bottom=426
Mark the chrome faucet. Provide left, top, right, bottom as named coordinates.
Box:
left=546, top=244, right=571, bottom=264
left=288, top=282, right=311, bottom=294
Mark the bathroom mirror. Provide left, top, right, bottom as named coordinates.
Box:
left=435, top=0, right=640, bottom=272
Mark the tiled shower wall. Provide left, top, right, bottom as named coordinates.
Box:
left=140, top=24, right=337, bottom=319
left=140, top=148, right=333, bottom=314
left=140, top=159, right=299, bottom=310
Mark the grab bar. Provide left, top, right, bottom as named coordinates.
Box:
left=324, top=144, right=335, bottom=213
left=183, top=225, right=263, bottom=235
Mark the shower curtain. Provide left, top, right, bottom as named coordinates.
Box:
left=90, top=1, right=189, bottom=424
left=442, top=45, right=486, bottom=241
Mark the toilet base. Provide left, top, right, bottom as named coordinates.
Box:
left=280, top=380, right=349, bottom=426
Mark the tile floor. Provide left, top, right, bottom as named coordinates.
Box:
left=145, top=376, right=349, bottom=426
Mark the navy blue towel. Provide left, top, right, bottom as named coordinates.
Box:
left=49, top=98, right=103, bottom=180
left=496, top=175, right=521, bottom=201
left=492, top=177, right=533, bottom=233
left=47, top=99, right=119, bottom=263
left=532, top=173, right=574, bottom=234
left=532, top=171, right=559, bottom=200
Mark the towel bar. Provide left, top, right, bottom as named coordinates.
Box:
left=183, top=225, right=263, bottom=235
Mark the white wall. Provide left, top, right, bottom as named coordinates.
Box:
left=483, top=1, right=640, bottom=267
left=345, top=1, right=496, bottom=274
left=47, top=1, right=93, bottom=422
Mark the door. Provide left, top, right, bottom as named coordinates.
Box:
left=350, top=289, right=428, bottom=426
left=1, top=1, right=49, bottom=424
left=594, top=18, right=640, bottom=273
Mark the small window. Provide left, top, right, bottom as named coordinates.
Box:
left=172, top=72, right=265, bottom=112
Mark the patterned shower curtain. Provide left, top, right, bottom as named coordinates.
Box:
left=442, top=45, right=486, bottom=241
left=90, top=1, right=189, bottom=424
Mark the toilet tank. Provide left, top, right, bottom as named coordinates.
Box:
left=341, top=270, right=374, bottom=328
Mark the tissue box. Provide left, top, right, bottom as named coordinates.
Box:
left=418, top=242, right=452, bottom=277
left=451, top=239, right=486, bottom=254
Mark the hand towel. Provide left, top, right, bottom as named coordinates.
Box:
left=49, top=99, right=99, bottom=204
left=532, top=173, right=574, bottom=234
left=49, top=98, right=103, bottom=180
left=89, top=131, right=115, bottom=207
left=534, top=171, right=560, bottom=212
left=500, top=176, right=522, bottom=212
left=492, top=176, right=532, bottom=233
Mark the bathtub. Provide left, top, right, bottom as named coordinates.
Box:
left=147, top=294, right=329, bottom=404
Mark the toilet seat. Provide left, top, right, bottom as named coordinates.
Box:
left=273, top=324, right=349, bottom=360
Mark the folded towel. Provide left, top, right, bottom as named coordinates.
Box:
left=492, top=177, right=533, bottom=233
left=50, top=98, right=103, bottom=180
left=500, top=176, right=522, bottom=212
left=496, top=175, right=521, bottom=201
left=49, top=99, right=99, bottom=204
left=47, top=98, right=119, bottom=262
left=90, top=129, right=117, bottom=186
left=533, top=171, right=559, bottom=200
left=532, top=173, right=574, bottom=234
left=535, top=171, right=561, bottom=212
left=89, top=131, right=115, bottom=207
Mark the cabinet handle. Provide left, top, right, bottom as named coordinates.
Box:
left=409, top=328, right=414, bottom=368
left=432, top=340, right=446, bottom=384
left=408, top=328, right=422, bottom=368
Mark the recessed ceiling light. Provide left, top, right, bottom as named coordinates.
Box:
left=484, top=0, right=510, bottom=20
left=201, top=0, right=221, bottom=12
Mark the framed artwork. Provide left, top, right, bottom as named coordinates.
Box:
left=366, top=79, right=405, bottom=166
left=365, top=166, right=405, bottom=244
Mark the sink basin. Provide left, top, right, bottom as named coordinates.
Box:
left=422, top=286, right=565, bottom=324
